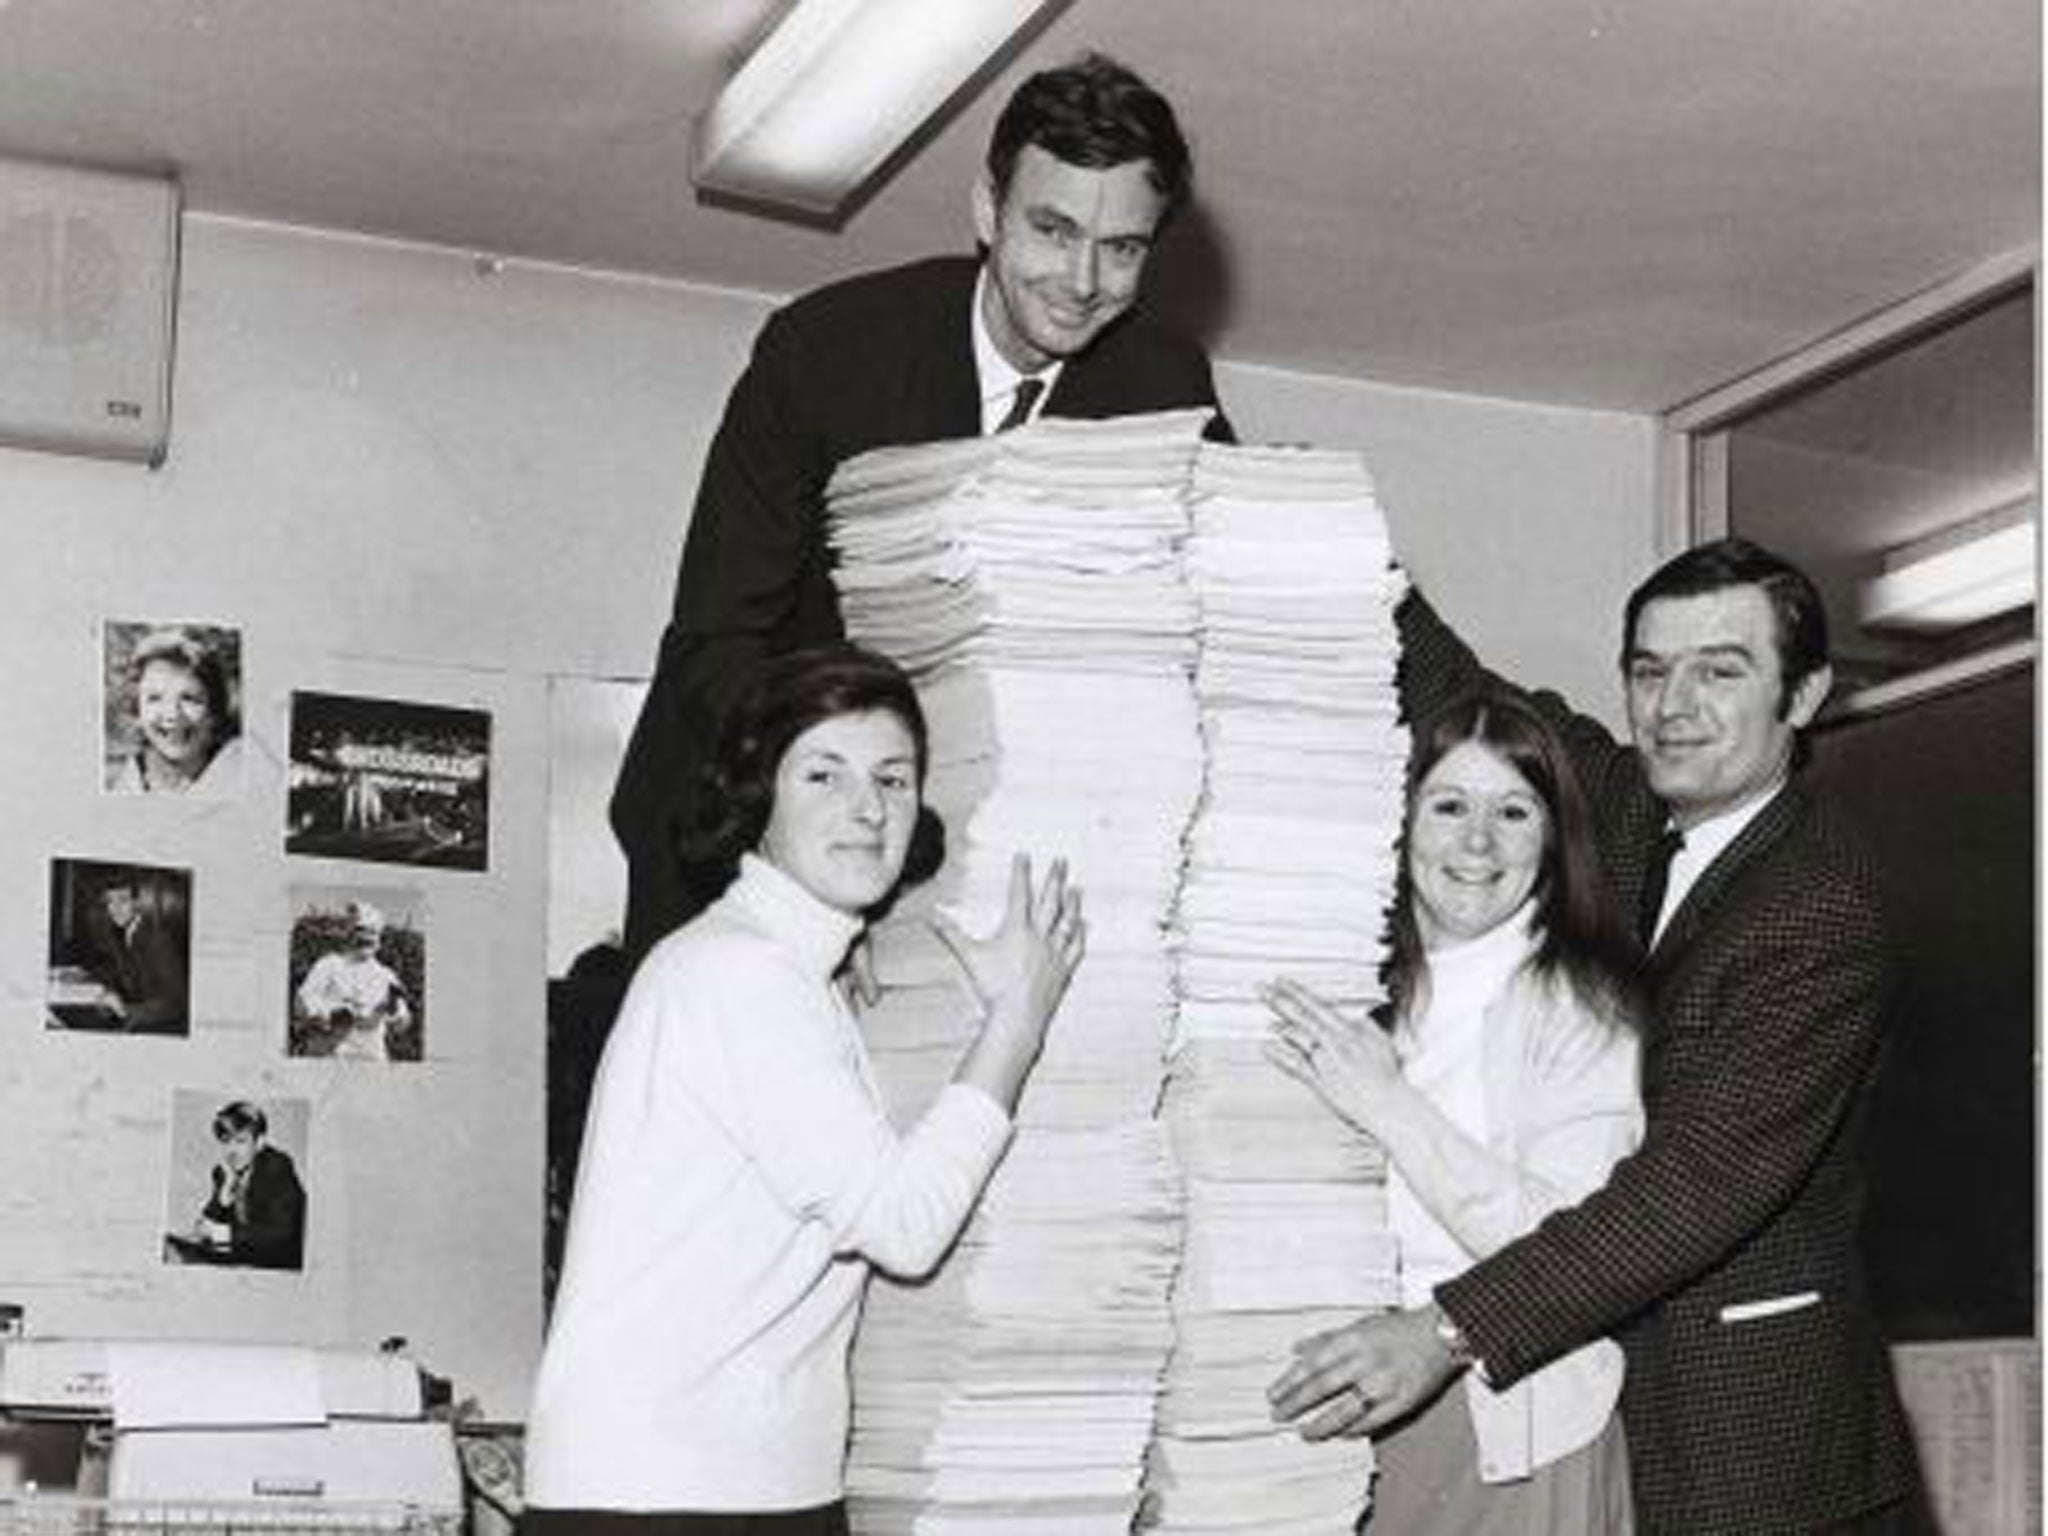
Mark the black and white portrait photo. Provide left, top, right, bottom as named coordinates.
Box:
left=162, top=1090, right=309, bottom=1271
left=102, top=619, right=245, bottom=797
left=286, top=690, right=491, bottom=870
left=46, top=858, right=193, bottom=1036
left=287, top=885, right=426, bottom=1062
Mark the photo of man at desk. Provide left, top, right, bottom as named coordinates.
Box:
left=44, top=859, right=192, bottom=1036
left=162, top=1096, right=308, bottom=1272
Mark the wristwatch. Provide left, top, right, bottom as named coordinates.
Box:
left=1431, top=1305, right=1477, bottom=1369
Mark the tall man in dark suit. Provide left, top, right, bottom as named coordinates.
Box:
left=1269, top=540, right=1925, bottom=1533
left=612, top=52, right=1232, bottom=953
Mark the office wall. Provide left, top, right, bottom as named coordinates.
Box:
left=1219, top=360, right=1657, bottom=715
left=0, top=215, right=1655, bottom=1417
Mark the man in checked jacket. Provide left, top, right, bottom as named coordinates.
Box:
left=1269, top=538, right=1927, bottom=1533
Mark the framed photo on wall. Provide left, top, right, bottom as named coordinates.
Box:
left=286, top=691, right=491, bottom=871
left=46, top=857, right=192, bottom=1036
left=161, top=1089, right=309, bottom=1272
left=102, top=618, right=245, bottom=797
left=287, top=883, right=427, bottom=1062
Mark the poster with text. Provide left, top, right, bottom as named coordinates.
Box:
left=286, top=691, right=490, bottom=870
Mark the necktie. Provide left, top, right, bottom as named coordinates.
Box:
left=995, top=376, right=1045, bottom=433
left=1638, top=828, right=1685, bottom=947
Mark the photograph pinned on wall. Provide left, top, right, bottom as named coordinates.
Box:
left=287, top=884, right=426, bottom=1062
left=285, top=691, right=491, bottom=871
left=102, top=619, right=245, bottom=796
left=46, top=857, right=192, bottom=1036
left=161, top=1089, right=309, bottom=1272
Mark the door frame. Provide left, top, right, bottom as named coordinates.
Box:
left=1655, top=246, right=2038, bottom=721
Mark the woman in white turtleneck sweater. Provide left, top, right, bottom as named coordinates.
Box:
left=1267, top=687, right=1644, bottom=1535
left=523, top=645, right=1086, bottom=1535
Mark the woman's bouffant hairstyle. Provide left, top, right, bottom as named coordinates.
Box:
left=681, top=644, right=946, bottom=903
left=1385, top=685, right=1639, bottom=1027
left=130, top=627, right=238, bottom=736
left=212, top=1100, right=268, bottom=1141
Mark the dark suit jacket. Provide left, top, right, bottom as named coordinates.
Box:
left=1402, top=594, right=1918, bottom=1535
left=99, top=911, right=188, bottom=1033
left=204, top=1144, right=307, bottom=1270
left=612, top=253, right=1232, bottom=950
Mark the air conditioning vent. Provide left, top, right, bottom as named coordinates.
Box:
left=0, top=159, right=180, bottom=466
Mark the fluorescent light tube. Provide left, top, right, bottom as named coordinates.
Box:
left=1860, top=509, right=2037, bottom=631
left=694, top=0, right=1059, bottom=216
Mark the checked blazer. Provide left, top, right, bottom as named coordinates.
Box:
left=611, top=254, right=1231, bottom=952
left=1401, top=592, right=1919, bottom=1534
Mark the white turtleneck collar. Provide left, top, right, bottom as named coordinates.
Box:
left=1403, top=900, right=1538, bottom=1060
left=725, top=853, right=864, bottom=980
left=1426, top=898, right=1538, bottom=981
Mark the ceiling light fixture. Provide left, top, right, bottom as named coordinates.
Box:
left=1860, top=499, right=2037, bottom=632
left=692, top=0, right=1060, bottom=217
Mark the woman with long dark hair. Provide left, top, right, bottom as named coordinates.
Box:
left=1266, top=684, right=1643, bottom=1533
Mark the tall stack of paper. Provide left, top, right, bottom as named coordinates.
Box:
left=827, top=421, right=1411, bottom=1534
left=830, top=411, right=1215, bottom=1536
left=1143, top=442, right=1410, bottom=1536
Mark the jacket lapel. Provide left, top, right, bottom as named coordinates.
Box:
left=892, top=254, right=985, bottom=442
left=1647, top=783, right=1804, bottom=973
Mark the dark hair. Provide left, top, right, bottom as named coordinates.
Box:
left=212, top=1100, right=268, bottom=1141
left=986, top=52, right=1192, bottom=212
left=683, top=644, right=946, bottom=903
left=1387, top=687, right=1639, bottom=1026
left=1621, top=537, right=1830, bottom=717
left=130, top=627, right=236, bottom=733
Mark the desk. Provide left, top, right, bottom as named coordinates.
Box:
left=45, top=967, right=122, bottom=1031
left=159, top=1234, right=236, bottom=1267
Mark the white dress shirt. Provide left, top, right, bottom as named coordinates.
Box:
left=971, top=269, right=1061, bottom=433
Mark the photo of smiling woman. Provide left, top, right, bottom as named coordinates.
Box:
left=521, top=644, right=1087, bottom=1535
left=1265, top=686, right=1645, bottom=1534
left=103, top=620, right=244, bottom=796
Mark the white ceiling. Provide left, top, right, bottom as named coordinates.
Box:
left=0, top=0, right=2037, bottom=413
